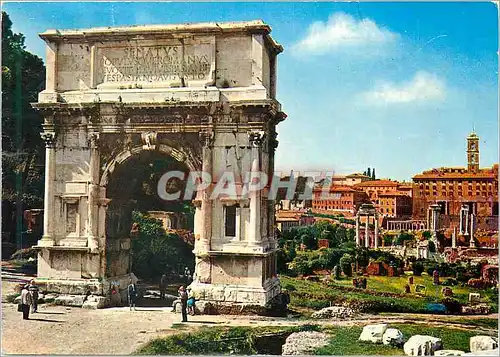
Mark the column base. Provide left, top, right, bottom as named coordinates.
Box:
left=37, top=236, right=55, bottom=247
left=189, top=276, right=280, bottom=306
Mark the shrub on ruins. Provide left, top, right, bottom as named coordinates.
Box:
left=288, top=255, right=313, bottom=276
left=440, top=297, right=462, bottom=314
left=412, top=260, right=424, bottom=276
left=339, top=253, right=353, bottom=277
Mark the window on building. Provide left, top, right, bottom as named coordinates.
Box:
left=224, top=205, right=237, bottom=237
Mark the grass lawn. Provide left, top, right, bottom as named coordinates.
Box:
left=316, top=323, right=483, bottom=355
left=328, top=273, right=497, bottom=307
left=281, top=276, right=433, bottom=313
left=280, top=275, right=498, bottom=314
left=135, top=323, right=485, bottom=355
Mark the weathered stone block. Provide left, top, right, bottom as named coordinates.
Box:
left=470, top=336, right=498, bottom=353
left=359, top=324, right=388, bottom=344
left=434, top=350, right=465, bottom=356
left=82, top=296, right=107, bottom=309
left=403, top=335, right=443, bottom=356
left=382, top=328, right=404, bottom=347
left=54, top=294, right=86, bottom=307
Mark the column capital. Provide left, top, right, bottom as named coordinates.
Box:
left=88, top=132, right=100, bottom=149
left=199, top=131, right=214, bottom=148
left=41, top=131, right=57, bottom=148
left=248, top=131, right=265, bottom=147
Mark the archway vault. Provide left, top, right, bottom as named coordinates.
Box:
left=32, top=20, right=287, bottom=309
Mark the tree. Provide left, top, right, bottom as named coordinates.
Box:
left=367, top=167, right=372, bottom=178
left=371, top=168, right=376, bottom=180
left=335, top=226, right=347, bottom=245
left=2, top=11, right=46, bottom=247
left=346, top=228, right=356, bottom=242
left=131, top=211, right=194, bottom=278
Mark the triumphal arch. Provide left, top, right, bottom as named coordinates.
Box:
left=32, top=21, right=286, bottom=308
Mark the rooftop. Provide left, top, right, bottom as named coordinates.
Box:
left=354, top=179, right=400, bottom=187
left=38, top=20, right=283, bottom=53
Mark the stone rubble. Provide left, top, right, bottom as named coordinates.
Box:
left=311, top=306, right=355, bottom=319
left=282, top=331, right=330, bottom=355
left=403, top=335, right=443, bottom=356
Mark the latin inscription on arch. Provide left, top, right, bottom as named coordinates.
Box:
left=96, top=41, right=214, bottom=86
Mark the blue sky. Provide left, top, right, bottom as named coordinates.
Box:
left=3, top=1, right=498, bottom=181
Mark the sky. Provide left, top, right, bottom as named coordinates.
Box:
left=3, top=1, right=499, bottom=181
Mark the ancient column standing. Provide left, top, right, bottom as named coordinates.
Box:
left=199, top=132, right=213, bottom=253
left=365, top=216, right=370, bottom=248
left=87, top=132, right=100, bottom=251
left=355, top=216, right=360, bottom=246
left=248, top=132, right=263, bottom=244
left=374, top=215, right=379, bottom=249
left=452, top=227, right=457, bottom=248
left=469, top=214, right=475, bottom=248
left=39, top=131, right=56, bottom=246
left=464, top=207, right=469, bottom=234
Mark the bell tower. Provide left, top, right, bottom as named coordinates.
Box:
left=467, top=131, right=480, bottom=173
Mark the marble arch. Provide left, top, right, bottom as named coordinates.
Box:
left=32, top=21, right=286, bottom=309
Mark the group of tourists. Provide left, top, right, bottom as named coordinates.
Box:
left=18, top=280, right=39, bottom=320
left=126, top=269, right=196, bottom=322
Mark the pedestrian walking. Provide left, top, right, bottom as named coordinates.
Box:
left=127, top=279, right=138, bottom=311
left=178, top=286, right=188, bottom=322
left=159, top=273, right=168, bottom=300
left=28, top=280, right=39, bottom=313
left=20, top=284, right=33, bottom=320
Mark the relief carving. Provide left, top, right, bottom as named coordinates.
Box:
left=141, top=131, right=158, bottom=150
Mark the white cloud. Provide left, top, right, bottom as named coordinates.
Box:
left=361, top=71, right=446, bottom=104
left=293, top=12, right=399, bottom=54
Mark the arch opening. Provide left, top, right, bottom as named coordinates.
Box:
left=104, top=149, right=195, bottom=305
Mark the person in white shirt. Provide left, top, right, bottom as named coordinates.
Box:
left=20, top=285, right=33, bottom=320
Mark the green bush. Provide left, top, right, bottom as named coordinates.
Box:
left=413, top=261, right=424, bottom=276
left=440, top=298, right=462, bottom=314
left=340, top=253, right=353, bottom=277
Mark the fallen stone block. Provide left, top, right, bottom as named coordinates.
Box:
left=82, top=296, right=107, bottom=309
left=434, top=350, right=465, bottom=356
left=403, top=335, right=443, bottom=356
left=359, top=324, right=388, bottom=344
left=383, top=328, right=404, bottom=347
left=54, top=294, right=86, bottom=307
left=43, top=293, right=58, bottom=303
left=463, top=348, right=499, bottom=356
left=470, top=336, right=498, bottom=353
left=282, top=331, right=330, bottom=355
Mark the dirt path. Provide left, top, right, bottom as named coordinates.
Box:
left=1, top=279, right=497, bottom=355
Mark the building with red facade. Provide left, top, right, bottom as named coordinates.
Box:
left=312, top=185, right=370, bottom=215
left=412, top=132, right=499, bottom=232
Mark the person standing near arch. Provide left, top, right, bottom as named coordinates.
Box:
left=127, top=279, right=138, bottom=311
